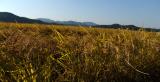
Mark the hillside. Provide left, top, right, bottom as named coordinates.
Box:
left=0, top=23, right=160, bottom=82
left=0, top=12, right=57, bottom=24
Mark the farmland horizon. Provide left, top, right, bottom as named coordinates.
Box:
left=0, top=11, right=159, bottom=29
left=0, top=0, right=160, bottom=28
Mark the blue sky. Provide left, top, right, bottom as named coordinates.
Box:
left=0, top=0, right=160, bottom=28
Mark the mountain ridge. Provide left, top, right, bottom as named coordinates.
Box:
left=36, top=18, right=98, bottom=26
left=0, top=12, right=59, bottom=25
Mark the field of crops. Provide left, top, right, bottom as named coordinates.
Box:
left=0, top=23, right=160, bottom=82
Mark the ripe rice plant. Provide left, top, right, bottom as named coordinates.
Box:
left=0, top=23, right=160, bottom=82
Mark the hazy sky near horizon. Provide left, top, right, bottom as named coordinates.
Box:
left=0, top=0, right=160, bottom=28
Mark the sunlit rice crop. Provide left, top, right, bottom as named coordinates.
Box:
left=0, top=22, right=160, bottom=82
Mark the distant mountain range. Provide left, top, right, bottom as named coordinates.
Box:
left=0, top=12, right=159, bottom=32
left=0, top=12, right=97, bottom=26
left=36, top=18, right=98, bottom=26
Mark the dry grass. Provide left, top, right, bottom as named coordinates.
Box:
left=0, top=22, right=160, bottom=82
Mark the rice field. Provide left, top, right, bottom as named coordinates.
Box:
left=0, top=23, right=160, bottom=82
